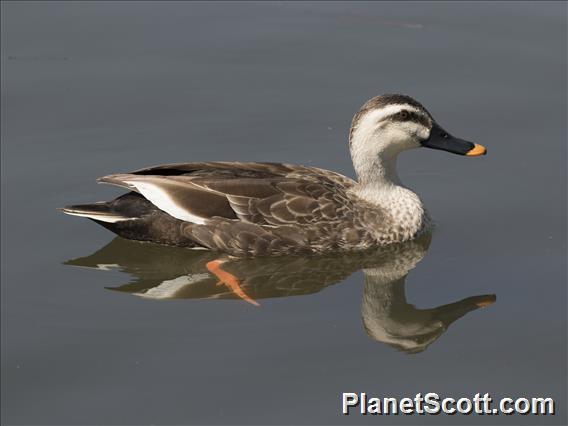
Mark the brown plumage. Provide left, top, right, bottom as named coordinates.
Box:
left=61, top=94, right=486, bottom=256
left=63, top=161, right=390, bottom=256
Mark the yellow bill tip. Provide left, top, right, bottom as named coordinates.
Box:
left=475, top=295, right=496, bottom=308
left=466, top=143, right=487, bottom=156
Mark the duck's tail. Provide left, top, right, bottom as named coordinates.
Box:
left=59, top=202, right=133, bottom=223
left=59, top=192, right=203, bottom=248
left=59, top=192, right=153, bottom=223
left=59, top=192, right=154, bottom=243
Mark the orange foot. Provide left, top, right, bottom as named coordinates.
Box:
left=206, top=259, right=260, bottom=307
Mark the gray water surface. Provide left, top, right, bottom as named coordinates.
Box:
left=1, top=2, right=566, bottom=425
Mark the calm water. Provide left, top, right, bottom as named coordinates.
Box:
left=1, top=2, right=566, bottom=425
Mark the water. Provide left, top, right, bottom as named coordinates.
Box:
left=1, top=2, right=566, bottom=424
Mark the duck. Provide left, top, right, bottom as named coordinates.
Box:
left=61, top=94, right=486, bottom=257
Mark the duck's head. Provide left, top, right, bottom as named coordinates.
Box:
left=349, top=94, right=486, bottom=180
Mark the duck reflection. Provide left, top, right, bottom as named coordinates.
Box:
left=64, top=234, right=495, bottom=353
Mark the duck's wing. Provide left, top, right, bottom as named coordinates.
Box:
left=97, top=162, right=357, bottom=227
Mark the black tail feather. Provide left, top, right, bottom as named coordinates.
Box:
left=60, top=192, right=202, bottom=248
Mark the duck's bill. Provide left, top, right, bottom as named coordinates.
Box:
left=422, top=123, right=486, bottom=156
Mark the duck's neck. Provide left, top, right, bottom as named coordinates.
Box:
left=354, top=149, right=402, bottom=189
left=352, top=151, right=429, bottom=240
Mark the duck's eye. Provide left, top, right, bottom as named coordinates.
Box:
left=399, top=110, right=409, bottom=120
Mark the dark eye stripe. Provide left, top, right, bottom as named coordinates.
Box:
left=385, top=111, right=430, bottom=127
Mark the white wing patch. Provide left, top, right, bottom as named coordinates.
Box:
left=129, top=181, right=207, bottom=225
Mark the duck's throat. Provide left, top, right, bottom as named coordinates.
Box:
left=353, top=155, right=429, bottom=242
left=354, top=150, right=402, bottom=187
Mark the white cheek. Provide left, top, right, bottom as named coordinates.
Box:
left=390, top=123, right=423, bottom=149
left=404, top=122, right=432, bottom=147
left=418, top=126, right=430, bottom=140
left=350, top=107, right=430, bottom=156
left=350, top=114, right=384, bottom=159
